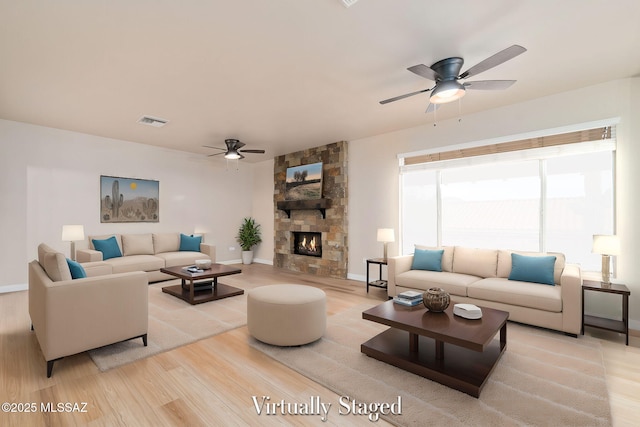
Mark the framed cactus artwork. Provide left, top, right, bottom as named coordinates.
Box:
left=100, top=175, right=159, bottom=223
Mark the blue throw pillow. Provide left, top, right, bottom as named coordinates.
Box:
left=179, top=233, right=202, bottom=252
left=508, top=253, right=556, bottom=285
left=66, top=258, right=87, bottom=279
left=411, top=248, right=444, bottom=272
left=92, top=236, right=122, bottom=260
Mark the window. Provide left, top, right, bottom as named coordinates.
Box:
left=399, top=126, right=615, bottom=272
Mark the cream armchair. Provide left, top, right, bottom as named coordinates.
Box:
left=29, top=244, right=148, bottom=377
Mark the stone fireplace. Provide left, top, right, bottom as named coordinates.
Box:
left=293, top=231, right=322, bottom=258
left=273, top=141, right=348, bottom=278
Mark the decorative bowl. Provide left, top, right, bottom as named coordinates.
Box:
left=195, top=259, right=212, bottom=270
left=423, top=287, right=450, bottom=312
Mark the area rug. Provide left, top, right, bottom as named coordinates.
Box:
left=250, top=304, right=612, bottom=427
left=89, top=278, right=254, bottom=371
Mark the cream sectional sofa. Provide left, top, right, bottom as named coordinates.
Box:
left=76, top=233, right=216, bottom=282
left=388, top=246, right=582, bottom=335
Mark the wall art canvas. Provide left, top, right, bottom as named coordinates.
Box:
left=285, top=162, right=323, bottom=200
left=100, top=175, right=159, bottom=223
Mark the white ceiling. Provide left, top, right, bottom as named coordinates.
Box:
left=1, top=1, right=639, bottom=162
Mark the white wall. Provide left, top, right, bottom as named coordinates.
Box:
left=348, top=78, right=640, bottom=328
left=0, top=119, right=255, bottom=289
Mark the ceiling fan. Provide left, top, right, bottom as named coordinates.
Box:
left=204, top=139, right=265, bottom=160
left=380, top=45, right=527, bottom=112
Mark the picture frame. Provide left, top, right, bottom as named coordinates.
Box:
left=285, top=162, right=323, bottom=201
left=100, top=175, right=159, bottom=223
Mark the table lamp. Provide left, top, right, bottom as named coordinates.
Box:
left=377, top=228, right=395, bottom=261
left=62, top=225, right=85, bottom=261
left=592, top=234, right=619, bottom=286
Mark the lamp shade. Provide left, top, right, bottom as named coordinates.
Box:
left=592, top=234, right=619, bottom=255
left=376, top=228, right=395, bottom=243
left=62, top=225, right=85, bottom=242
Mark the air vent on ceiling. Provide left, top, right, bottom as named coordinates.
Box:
left=341, top=0, right=358, bottom=8
left=137, top=115, right=168, bottom=128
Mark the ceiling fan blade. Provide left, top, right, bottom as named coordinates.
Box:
left=240, top=149, right=265, bottom=154
left=459, top=45, right=526, bottom=79
left=380, top=88, right=432, bottom=104
left=203, top=145, right=226, bottom=151
left=464, top=80, right=517, bottom=90
left=407, top=64, right=439, bottom=81
left=425, top=103, right=439, bottom=114
left=207, top=152, right=225, bottom=157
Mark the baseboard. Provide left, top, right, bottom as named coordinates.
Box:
left=347, top=273, right=366, bottom=282
left=253, top=258, right=273, bottom=265
left=0, top=283, right=28, bottom=294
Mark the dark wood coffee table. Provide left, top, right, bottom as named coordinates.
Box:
left=161, top=264, right=243, bottom=305
left=361, top=300, right=508, bottom=397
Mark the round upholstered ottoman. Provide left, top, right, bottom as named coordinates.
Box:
left=247, top=284, right=326, bottom=346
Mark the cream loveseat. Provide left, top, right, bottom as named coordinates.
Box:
left=76, top=233, right=216, bottom=282
left=29, top=243, right=148, bottom=377
left=388, top=246, right=582, bottom=336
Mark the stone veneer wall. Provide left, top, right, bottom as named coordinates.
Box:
left=274, top=141, right=348, bottom=278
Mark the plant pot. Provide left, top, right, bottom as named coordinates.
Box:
left=241, top=250, right=254, bottom=265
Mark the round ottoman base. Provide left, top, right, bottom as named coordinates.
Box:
left=247, top=284, right=326, bottom=346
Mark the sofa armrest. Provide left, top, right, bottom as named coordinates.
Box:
left=200, top=243, right=216, bottom=261
left=76, top=249, right=103, bottom=263
left=387, top=255, right=414, bottom=297
left=560, top=263, right=582, bottom=334
left=81, top=261, right=113, bottom=277
left=36, top=271, right=148, bottom=361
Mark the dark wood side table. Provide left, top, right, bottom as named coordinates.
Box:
left=581, top=279, right=630, bottom=345
left=366, top=258, right=388, bottom=293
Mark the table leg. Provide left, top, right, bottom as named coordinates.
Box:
left=366, top=261, right=370, bottom=293
left=435, top=340, right=444, bottom=360
left=189, top=279, right=194, bottom=304
left=409, top=332, right=418, bottom=353
left=500, top=323, right=507, bottom=349
left=623, top=293, right=629, bottom=346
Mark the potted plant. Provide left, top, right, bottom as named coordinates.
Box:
left=236, top=217, right=262, bottom=264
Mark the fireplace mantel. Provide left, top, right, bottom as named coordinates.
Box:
left=277, top=199, right=330, bottom=219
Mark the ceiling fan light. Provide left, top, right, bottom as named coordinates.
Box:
left=430, top=81, right=466, bottom=104
left=224, top=150, right=241, bottom=160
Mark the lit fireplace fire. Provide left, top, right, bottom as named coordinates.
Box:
left=293, top=232, right=322, bottom=257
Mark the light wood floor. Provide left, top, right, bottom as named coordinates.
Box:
left=1, top=263, right=639, bottom=426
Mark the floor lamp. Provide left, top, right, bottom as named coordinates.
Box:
left=62, top=225, right=85, bottom=261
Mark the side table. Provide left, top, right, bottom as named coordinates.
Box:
left=581, top=280, right=630, bottom=345
left=366, top=258, right=388, bottom=293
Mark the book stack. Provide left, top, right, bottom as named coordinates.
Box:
left=393, top=290, right=423, bottom=307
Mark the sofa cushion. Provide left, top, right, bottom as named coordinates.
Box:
left=91, top=236, right=123, bottom=260
left=122, top=234, right=154, bottom=256
left=411, top=248, right=444, bottom=271
left=179, top=234, right=201, bottom=252
left=153, top=233, right=180, bottom=254
left=468, top=277, right=562, bottom=312
left=66, top=258, right=87, bottom=279
left=43, top=251, right=73, bottom=282
left=452, top=246, right=498, bottom=278
left=497, top=250, right=566, bottom=285
left=415, top=245, right=454, bottom=272
left=395, top=270, right=480, bottom=297
left=106, top=255, right=164, bottom=274
left=156, top=251, right=211, bottom=268
left=508, top=253, right=556, bottom=286
left=37, top=243, right=58, bottom=266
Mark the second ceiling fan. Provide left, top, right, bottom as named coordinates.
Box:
left=204, top=139, right=265, bottom=160
left=380, top=45, right=527, bottom=112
